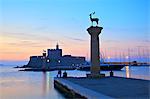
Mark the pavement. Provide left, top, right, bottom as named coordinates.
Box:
left=55, top=77, right=150, bottom=99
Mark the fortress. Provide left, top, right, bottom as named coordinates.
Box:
left=25, top=43, right=85, bottom=69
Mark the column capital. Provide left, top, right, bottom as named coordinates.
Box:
left=87, top=26, right=103, bottom=36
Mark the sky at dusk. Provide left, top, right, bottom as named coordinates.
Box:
left=0, top=0, right=149, bottom=62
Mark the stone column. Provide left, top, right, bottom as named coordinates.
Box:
left=87, top=26, right=104, bottom=78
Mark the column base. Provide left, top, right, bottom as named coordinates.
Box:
left=86, top=73, right=105, bottom=78
left=90, top=66, right=100, bottom=74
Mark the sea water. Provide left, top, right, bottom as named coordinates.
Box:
left=0, top=65, right=149, bottom=99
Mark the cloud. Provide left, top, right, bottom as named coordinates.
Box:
left=136, top=45, right=150, bottom=48
left=5, top=40, right=50, bottom=48
left=3, top=32, right=36, bottom=39
left=2, top=31, right=56, bottom=41
left=142, top=40, right=150, bottom=42
left=65, top=36, right=86, bottom=42
left=0, top=51, right=25, bottom=54
left=103, top=40, right=119, bottom=43
left=34, top=26, right=48, bottom=31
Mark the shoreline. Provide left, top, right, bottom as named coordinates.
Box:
left=19, top=68, right=76, bottom=72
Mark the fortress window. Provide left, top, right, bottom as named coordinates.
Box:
left=58, top=60, right=61, bottom=63
left=47, top=59, right=50, bottom=63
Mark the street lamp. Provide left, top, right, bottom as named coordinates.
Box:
left=126, top=56, right=129, bottom=65
left=107, top=56, right=111, bottom=65
left=108, top=56, right=113, bottom=77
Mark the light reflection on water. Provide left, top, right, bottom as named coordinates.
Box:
left=0, top=66, right=65, bottom=99
left=125, top=66, right=130, bottom=78
left=0, top=65, right=149, bottom=99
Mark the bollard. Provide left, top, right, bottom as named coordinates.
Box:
left=110, top=71, right=114, bottom=77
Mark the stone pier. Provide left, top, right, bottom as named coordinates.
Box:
left=54, top=77, right=149, bottom=98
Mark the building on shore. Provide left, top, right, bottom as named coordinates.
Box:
left=26, top=43, right=86, bottom=69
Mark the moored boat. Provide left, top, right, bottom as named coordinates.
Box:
left=78, top=64, right=125, bottom=71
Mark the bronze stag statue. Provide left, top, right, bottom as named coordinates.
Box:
left=89, top=12, right=99, bottom=26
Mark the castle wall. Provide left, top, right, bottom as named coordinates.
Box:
left=27, top=56, right=43, bottom=68
left=60, top=55, right=85, bottom=66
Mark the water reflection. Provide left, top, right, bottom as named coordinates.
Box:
left=0, top=66, right=149, bottom=99
left=41, top=72, right=65, bottom=99
left=125, top=66, right=131, bottom=78
left=42, top=72, right=50, bottom=96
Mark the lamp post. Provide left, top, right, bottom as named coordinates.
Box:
left=107, top=56, right=111, bottom=65
left=108, top=56, right=113, bottom=76
left=125, top=56, right=129, bottom=66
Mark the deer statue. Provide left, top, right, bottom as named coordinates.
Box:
left=89, top=12, right=99, bottom=26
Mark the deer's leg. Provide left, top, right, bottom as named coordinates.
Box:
left=96, top=21, right=98, bottom=26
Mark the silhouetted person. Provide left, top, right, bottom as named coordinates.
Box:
left=63, top=71, right=67, bottom=78
left=58, top=70, right=62, bottom=77
left=110, top=70, right=114, bottom=77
